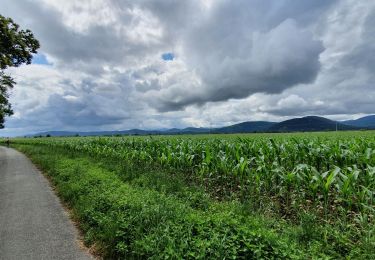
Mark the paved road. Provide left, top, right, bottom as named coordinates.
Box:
left=0, top=146, right=93, bottom=260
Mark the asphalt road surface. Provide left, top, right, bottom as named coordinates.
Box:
left=0, top=146, right=93, bottom=260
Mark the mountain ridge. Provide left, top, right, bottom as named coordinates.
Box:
left=268, top=116, right=356, bottom=132
left=29, top=115, right=374, bottom=137
left=342, top=115, right=375, bottom=128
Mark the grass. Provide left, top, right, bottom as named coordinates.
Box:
left=12, top=144, right=301, bottom=259
left=5, top=131, right=375, bottom=258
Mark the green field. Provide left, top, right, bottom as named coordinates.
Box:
left=5, top=131, right=375, bottom=258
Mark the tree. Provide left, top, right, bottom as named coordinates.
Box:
left=0, top=14, right=40, bottom=128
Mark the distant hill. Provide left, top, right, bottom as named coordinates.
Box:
left=29, top=115, right=373, bottom=137
left=342, top=115, right=375, bottom=129
left=164, top=127, right=211, bottom=134
left=31, top=129, right=160, bottom=137
left=214, top=121, right=276, bottom=133
left=30, top=122, right=275, bottom=137
left=268, top=116, right=357, bottom=132
left=30, top=128, right=212, bottom=137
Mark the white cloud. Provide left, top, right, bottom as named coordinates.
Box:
left=0, top=0, right=374, bottom=136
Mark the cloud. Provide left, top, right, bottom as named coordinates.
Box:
left=152, top=18, right=323, bottom=111
left=0, top=0, right=374, bottom=136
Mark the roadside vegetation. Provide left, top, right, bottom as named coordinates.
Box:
left=4, top=131, right=375, bottom=258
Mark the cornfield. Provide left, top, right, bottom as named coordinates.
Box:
left=14, top=132, right=375, bottom=218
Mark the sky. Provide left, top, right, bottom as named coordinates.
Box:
left=0, top=0, right=374, bottom=136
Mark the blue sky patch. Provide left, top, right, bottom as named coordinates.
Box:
left=162, top=53, right=174, bottom=61
left=32, top=53, right=51, bottom=65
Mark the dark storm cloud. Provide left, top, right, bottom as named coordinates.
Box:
left=45, top=94, right=125, bottom=126
left=263, top=2, right=375, bottom=118
left=1, top=0, right=330, bottom=112
left=152, top=0, right=330, bottom=111
left=341, top=10, right=375, bottom=71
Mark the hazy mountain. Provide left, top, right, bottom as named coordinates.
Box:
left=214, top=121, right=276, bottom=133
left=31, top=129, right=158, bottom=137
left=29, top=115, right=370, bottom=137
left=342, top=115, right=375, bottom=128
left=268, top=116, right=357, bottom=132
left=164, top=127, right=211, bottom=134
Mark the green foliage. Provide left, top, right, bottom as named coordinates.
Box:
left=14, top=144, right=302, bottom=259
left=5, top=131, right=375, bottom=258
left=0, top=15, right=40, bottom=69
left=0, top=14, right=40, bottom=128
left=14, top=132, right=375, bottom=215
left=0, top=71, right=14, bottom=127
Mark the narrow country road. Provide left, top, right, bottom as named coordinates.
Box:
left=0, top=146, right=93, bottom=260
